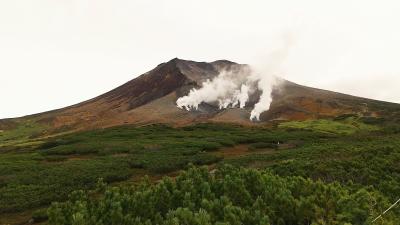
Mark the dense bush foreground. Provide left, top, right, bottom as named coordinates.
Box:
left=48, top=165, right=397, bottom=225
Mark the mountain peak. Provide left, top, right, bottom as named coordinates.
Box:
left=161, top=58, right=239, bottom=73
left=163, top=57, right=182, bottom=66
left=163, top=58, right=241, bottom=85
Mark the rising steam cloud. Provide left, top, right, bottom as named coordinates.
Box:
left=176, top=67, right=278, bottom=121
left=176, top=32, right=293, bottom=121
left=176, top=68, right=251, bottom=111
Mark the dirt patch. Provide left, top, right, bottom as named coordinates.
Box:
left=277, top=143, right=298, bottom=150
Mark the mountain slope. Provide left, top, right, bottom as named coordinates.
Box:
left=1, top=58, right=400, bottom=136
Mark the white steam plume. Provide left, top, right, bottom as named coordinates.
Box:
left=176, top=69, right=277, bottom=120
left=177, top=32, right=294, bottom=121
left=176, top=67, right=275, bottom=121
left=249, top=32, right=295, bottom=120
left=176, top=68, right=253, bottom=111
left=249, top=75, right=275, bottom=121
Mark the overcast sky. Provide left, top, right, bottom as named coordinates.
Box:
left=1, top=0, right=400, bottom=119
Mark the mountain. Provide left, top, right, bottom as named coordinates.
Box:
left=1, top=58, right=400, bottom=136
left=2, top=58, right=400, bottom=224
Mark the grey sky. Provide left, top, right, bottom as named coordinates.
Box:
left=1, top=0, right=400, bottom=118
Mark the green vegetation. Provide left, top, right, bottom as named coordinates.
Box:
left=0, top=119, right=47, bottom=147
left=225, top=132, right=400, bottom=202
left=48, top=165, right=397, bottom=225
left=0, top=153, right=132, bottom=213
left=1, top=123, right=321, bottom=214
left=1, top=117, right=399, bottom=224
left=278, top=117, right=378, bottom=135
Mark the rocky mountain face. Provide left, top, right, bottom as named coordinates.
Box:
left=2, top=58, right=399, bottom=134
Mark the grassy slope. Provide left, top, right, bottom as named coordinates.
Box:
left=0, top=119, right=48, bottom=148
left=278, top=117, right=379, bottom=135
left=1, top=117, right=400, bottom=224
